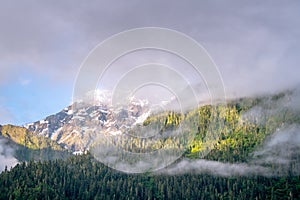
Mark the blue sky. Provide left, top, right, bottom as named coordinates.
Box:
left=0, top=0, right=300, bottom=125
left=0, top=66, right=72, bottom=124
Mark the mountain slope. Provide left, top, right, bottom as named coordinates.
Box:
left=0, top=125, right=69, bottom=162
left=0, top=124, right=64, bottom=151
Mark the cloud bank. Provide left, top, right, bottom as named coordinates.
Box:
left=0, top=137, right=18, bottom=172
left=252, top=125, right=300, bottom=176
left=158, top=159, right=272, bottom=177
left=1, top=0, right=300, bottom=125
left=0, top=0, right=299, bottom=93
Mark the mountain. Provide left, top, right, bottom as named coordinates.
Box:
left=1, top=89, right=300, bottom=199
left=2, top=89, right=300, bottom=169
left=24, top=91, right=151, bottom=153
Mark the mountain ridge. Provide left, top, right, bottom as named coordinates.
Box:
left=1, top=89, right=299, bottom=168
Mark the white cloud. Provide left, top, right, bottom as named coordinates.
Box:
left=20, top=79, right=31, bottom=86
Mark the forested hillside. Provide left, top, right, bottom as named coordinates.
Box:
left=0, top=154, right=299, bottom=200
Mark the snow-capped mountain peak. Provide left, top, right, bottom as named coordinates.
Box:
left=25, top=91, right=152, bottom=152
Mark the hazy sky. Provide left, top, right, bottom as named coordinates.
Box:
left=0, top=0, right=299, bottom=125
